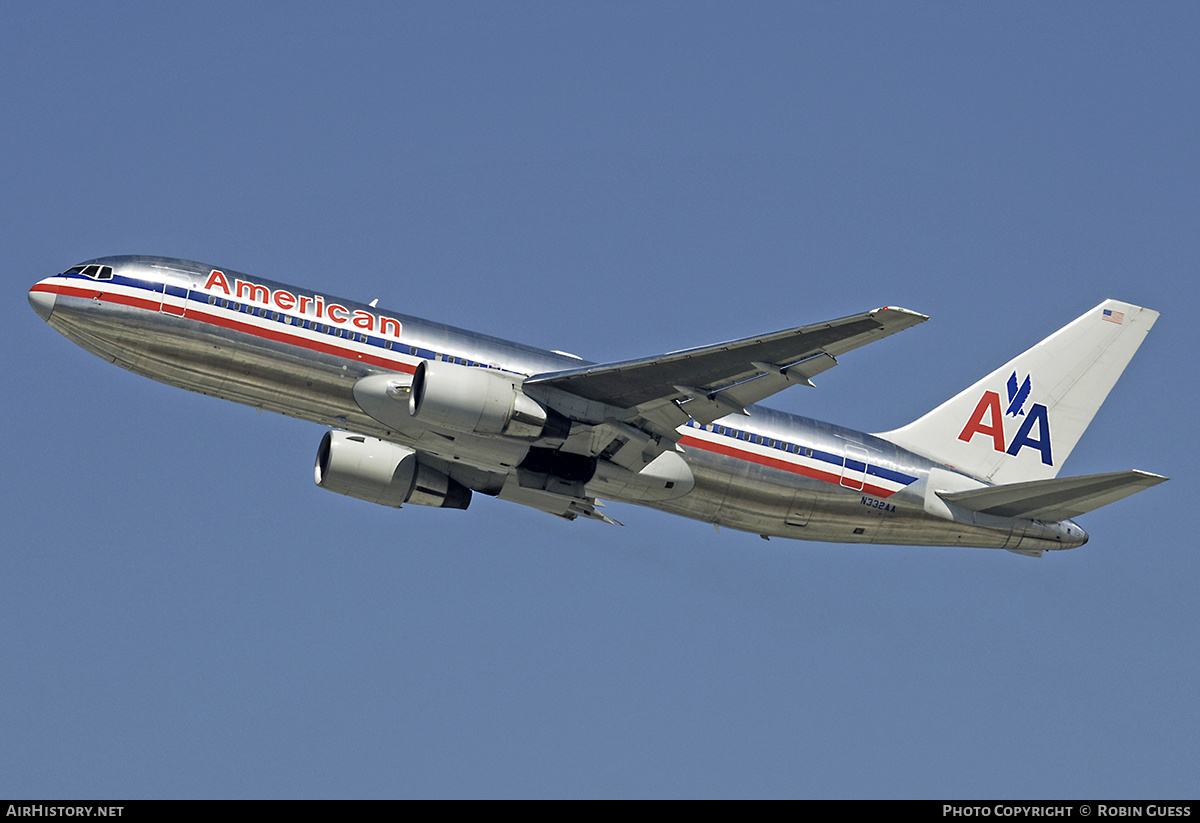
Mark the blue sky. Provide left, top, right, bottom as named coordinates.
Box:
left=3, top=2, right=1197, bottom=798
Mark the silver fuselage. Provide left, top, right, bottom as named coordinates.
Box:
left=29, top=256, right=1087, bottom=552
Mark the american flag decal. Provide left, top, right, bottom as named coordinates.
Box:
left=1103, top=309, right=1124, bottom=324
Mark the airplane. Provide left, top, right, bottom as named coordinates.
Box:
left=28, top=256, right=1167, bottom=557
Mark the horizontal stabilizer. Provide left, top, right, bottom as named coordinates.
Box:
left=937, top=470, right=1167, bottom=521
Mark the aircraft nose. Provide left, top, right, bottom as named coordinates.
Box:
left=28, top=282, right=56, bottom=321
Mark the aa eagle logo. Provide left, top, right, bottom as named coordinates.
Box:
left=958, top=371, right=1053, bottom=466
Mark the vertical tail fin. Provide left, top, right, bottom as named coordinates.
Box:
left=876, top=300, right=1158, bottom=484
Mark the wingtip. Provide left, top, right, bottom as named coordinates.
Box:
left=875, top=306, right=929, bottom=322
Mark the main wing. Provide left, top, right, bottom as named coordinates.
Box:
left=525, top=306, right=927, bottom=428
left=352, top=306, right=927, bottom=524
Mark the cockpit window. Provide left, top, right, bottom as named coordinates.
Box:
left=60, top=264, right=113, bottom=280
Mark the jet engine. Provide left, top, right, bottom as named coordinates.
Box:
left=314, top=430, right=471, bottom=509
left=408, top=359, right=554, bottom=439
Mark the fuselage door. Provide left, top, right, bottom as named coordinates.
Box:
left=158, top=272, right=193, bottom=317
left=840, top=444, right=869, bottom=491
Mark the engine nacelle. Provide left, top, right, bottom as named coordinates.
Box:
left=314, top=430, right=471, bottom=509
left=408, top=359, right=548, bottom=439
